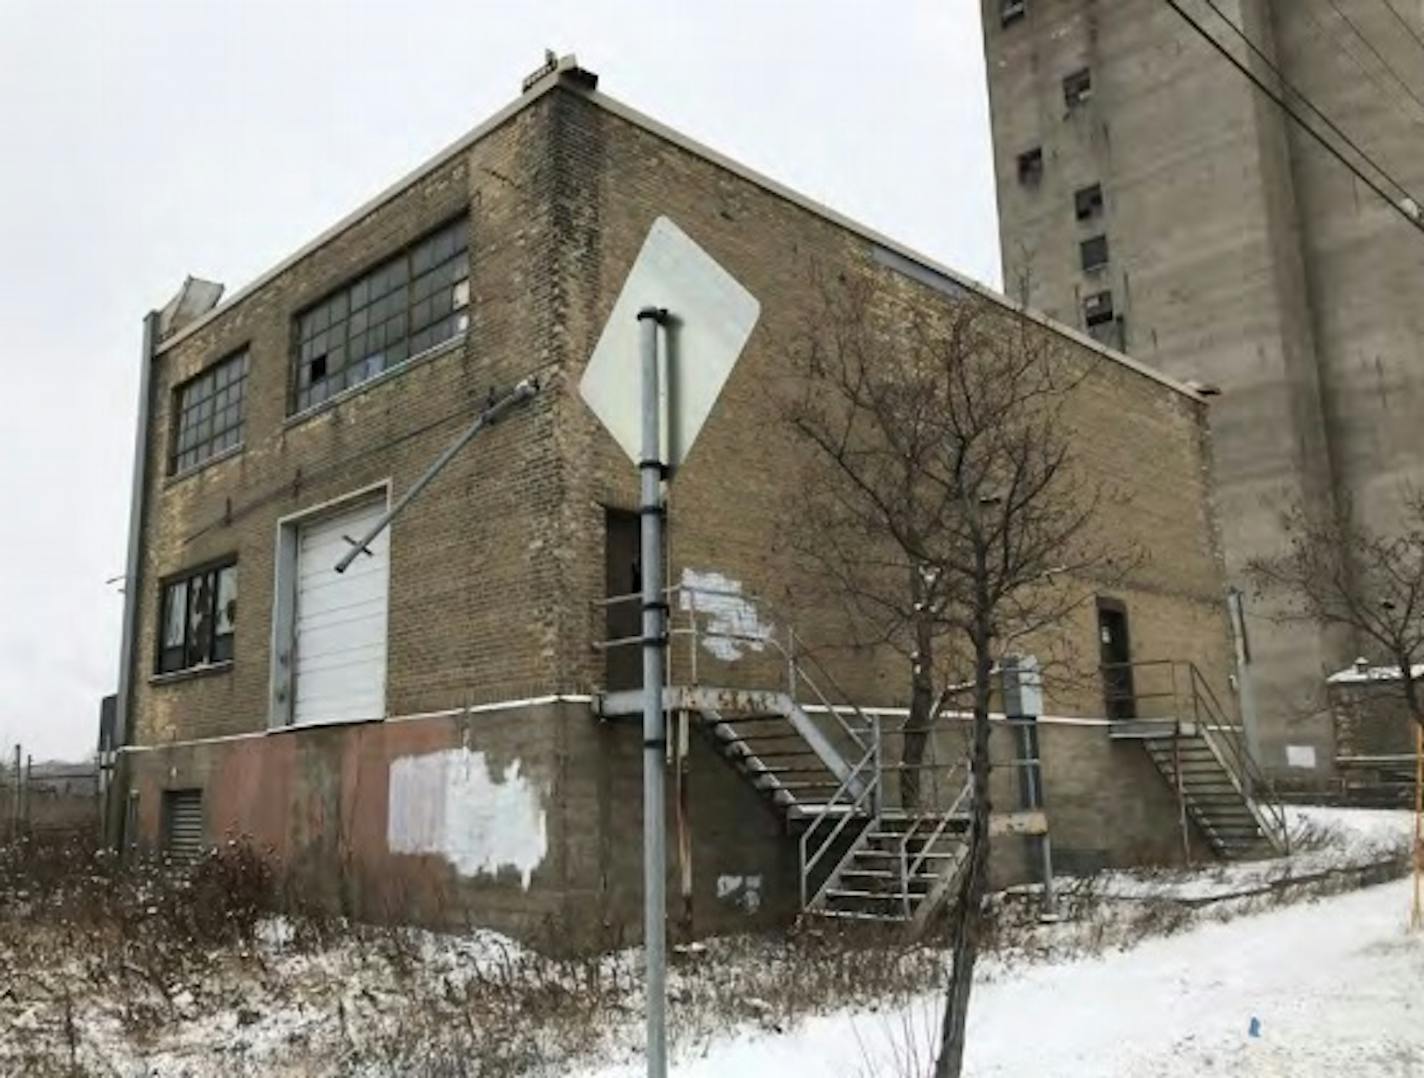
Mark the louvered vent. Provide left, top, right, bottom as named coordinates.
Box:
left=162, top=789, right=205, bottom=863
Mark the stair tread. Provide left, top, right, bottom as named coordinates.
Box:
left=809, top=909, right=912, bottom=922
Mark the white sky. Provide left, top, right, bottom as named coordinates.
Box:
left=0, top=0, right=999, bottom=762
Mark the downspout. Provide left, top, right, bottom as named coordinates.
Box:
left=110, top=311, right=159, bottom=842
left=1227, top=587, right=1261, bottom=788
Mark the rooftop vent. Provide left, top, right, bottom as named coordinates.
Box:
left=522, top=51, right=598, bottom=94
left=157, top=276, right=224, bottom=339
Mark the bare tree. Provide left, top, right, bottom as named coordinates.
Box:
left=1248, top=493, right=1424, bottom=728
left=782, top=272, right=1121, bottom=1077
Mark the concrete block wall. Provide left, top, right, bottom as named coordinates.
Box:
left=981, top=0, right=1424, bottom=774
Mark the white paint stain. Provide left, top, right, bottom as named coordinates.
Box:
left=716, top=873, right=763, bottom=913
left=680, top=569, right=774, bottom=661
left=387, top=749, right=547, bottom=889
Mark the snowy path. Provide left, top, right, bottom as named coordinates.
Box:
left=586, top=876, right=1424, bottom=1077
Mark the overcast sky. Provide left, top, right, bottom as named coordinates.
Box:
left=0, top=0, right=998, bottom=762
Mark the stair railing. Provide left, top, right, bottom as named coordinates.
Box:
left=799, top=714, right=882, bottom=909
left=896, top=759, right=972, bottom=914
left=594, top=584, right=876, bottom=753
left=1184, top=663, right=1291, bottom=853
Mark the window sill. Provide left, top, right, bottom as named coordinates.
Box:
left=165, top=444, right=245, bottom=488
left=149, top=661, right=234, bottom=686
left=283, top=331, right=469, bottom=430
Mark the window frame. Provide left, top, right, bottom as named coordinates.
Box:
left=168, top=349, right=249, bottom=476
left=1074, top=183, right=1104, bottom=221
left=291, top=216, right=471, bottom=415
left=156, top=558, right=238, bottom=676
left=1080, top=234, right=1110, bottom=272
left=1016, top=146, right=1044, bottom=186
left=1063, top=68, right=1093, bottom=108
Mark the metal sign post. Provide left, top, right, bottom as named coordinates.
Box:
left=580, top=217, right=761, bottom=1078
left=637, top=306, right=669, bottom=1074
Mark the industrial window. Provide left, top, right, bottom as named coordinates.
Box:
left=1017, top=147, right=1044, bottom=185
left=294, top=217, right=470, bottom=413
left=1001, top=0, right=1026, bottom=25
left=1083, top=291, right=1123, bottom=348
left=1074, top=183, right=1104, bottom=221
left=157, top=560, right=237, bottom=674
left=170, top=350, right=248, bottom=474
left=1084, top=290, right=1114, bottom=329
left=1063, top=68, right=1093, bottom=108
left=162, top=789, right=205, bottom=863
left=1080, top=234, right=1109, bottom=272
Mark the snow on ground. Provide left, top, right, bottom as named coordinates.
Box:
left=3, top=806, right=1418, bottom=1075
left=580, top=806, right=1424, bottom=1078
left=581, top=877, right=1424, bottom=1077
left=1074, top=804, right=1414, bottom=903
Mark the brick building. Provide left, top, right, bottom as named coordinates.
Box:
left=110, top=57, right=1282, bottom=945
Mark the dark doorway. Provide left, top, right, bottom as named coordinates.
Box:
left=604, top=508, right=642, bottom=692
left=1097, top=598, right=1136, bottom=720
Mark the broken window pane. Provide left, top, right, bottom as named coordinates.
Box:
left=159, top=579, right=188, bottom=674
left=1063, top=68, right=1092, bottom=108
left=1075, top=183, right=1104, bottom=221
left=1017, top=147, right=1044, bottom=186
left=294, top=216, right=470, bottom=413
left=157, top=560, right=237, bottom=674
left=1080, top=234, right=1109, bottom=272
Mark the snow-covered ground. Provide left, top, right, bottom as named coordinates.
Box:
left=582, top=806, right=1424, bottom=1078
left=2, top=806, right=1418, bottom=1076
left=583, top=874, right=1424, bottom=1077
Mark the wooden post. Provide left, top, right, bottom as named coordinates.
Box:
left=1412, top=724, right=1422, bottom=932
left=1174, top=735, right=1191, bottom=867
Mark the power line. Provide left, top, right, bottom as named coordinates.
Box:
left=1199, top=0, right=1417, bottom=204
left=1321, top=0, right=1424, bottom=116
left=1297, top=0, right=1424, bottom=137
left=1378, top=0, right=1424, bottom=58
left=1159, top=0, right=1424, bottom=233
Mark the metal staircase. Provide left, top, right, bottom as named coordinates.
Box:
left=1107, top=660, right=1289, bottom=858
left=594, top=583, right=972, bottom=932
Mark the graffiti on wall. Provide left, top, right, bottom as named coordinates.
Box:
left=387, top=749, right=547, bottom=889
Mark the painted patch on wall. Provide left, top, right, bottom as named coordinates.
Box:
left=387, top=749, right=547, bottom=888
left=716, top=873, right=763, bottom=913
left=679, top=569, right=773, bottom=661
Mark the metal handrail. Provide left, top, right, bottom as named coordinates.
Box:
left=799, top=718, right=882, bottom=908
left=899, top=766, right=971, bottom=896
left=1100, top=658, right=1290, bottom=852
left=595, top=584, right=875, bottom=751
left=1186, top=664, right=1290, bottom=852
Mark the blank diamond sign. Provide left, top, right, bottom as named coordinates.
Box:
left=580, top=216, right=761, bottom=473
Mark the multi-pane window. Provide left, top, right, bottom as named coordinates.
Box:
left=158, top=561, right=237, bottom=674
left=1080, top=234, right=1110, bottom=272
left=294, top=218, right=471, bottom=413
left=171, top=351, right=248, bottom=474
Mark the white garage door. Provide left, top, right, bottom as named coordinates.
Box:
left=293, top=497, right=389, bottom=725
